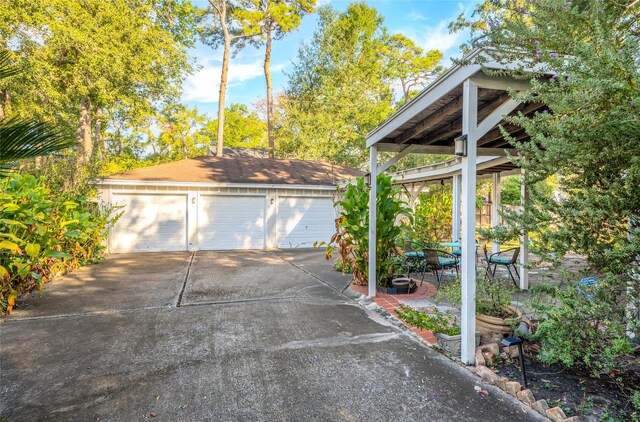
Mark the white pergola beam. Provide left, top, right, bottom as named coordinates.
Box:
left=460, top=79, right=478, bottom=365
left=368, top=146, right=378, bottom=298
left=452, top=174, right=461, bottom=242
left=377, top=145, right=417, bottom=175
left=376, top=144, right=517, bottom=156
left=469, top=74, right=531, bottom=92
left=519, top=169, right=529, bottom=290
left=476, top=98, right=520, bottom=140
left=491, top=173, right=501, bottom=254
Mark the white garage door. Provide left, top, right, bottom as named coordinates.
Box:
left=277, top=197, right=336, bottom=248
left=198, top=195, right=266, bottom=250
left=110, top=193, right=188, bottom=253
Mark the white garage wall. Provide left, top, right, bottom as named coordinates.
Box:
left=102, top=183, right=338, bottom=252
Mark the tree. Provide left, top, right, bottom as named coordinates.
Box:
left=0, top=52, right=74, bottom=173
left=279, top=2, right=395, bottom=168
left=383, top=34, right=443, bottom=104
left=200, top=0, right=261, bottom=157
left=453, top=0, right=640, bottom=275
left=0, top=0, right=196, bottom=162
left=203, top=103, right=267, bottom=149
left=235, top=0, right=315, bottom=158
left=157, top=104, right=207, bottom=160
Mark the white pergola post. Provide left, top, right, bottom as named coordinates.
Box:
left=491, top=173, right=501, bottom=253
left=452, top=174, right=462, bottom=242
left=519, top=170, right=529, bottom=290
left=368, top=146, right=378, bottom=298
left=460, top=79, right=478, bottom=365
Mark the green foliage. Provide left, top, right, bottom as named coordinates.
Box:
left=452, top=0, right=640, bottom=276
left=333, top=259, right=352, bottom=274
left=327, top=174, right=412, bottom=286
left=277, top=2, right=395, bottom=167
left=383, top=33, right=443, bottom=104
left=0, top=0, right=196, bottom=163
left=0, top=174, right=118, bottom=314
left=529, top=274, right=636, bottom=376
left=435, top=275, right=517, bottom=318
left=413, top=186, right=453, bottom=246
left=394, top=304, right=460, bottom=336
left=204, top=103, right=267, bottom=149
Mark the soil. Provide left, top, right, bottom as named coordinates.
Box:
left=492, top=349, right=640, bottom=421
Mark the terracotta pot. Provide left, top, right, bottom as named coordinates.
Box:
left=476, top=305, right=522, bottom=343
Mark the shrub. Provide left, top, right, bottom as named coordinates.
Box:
left=395, top=304, right=460, bottom=335
left=326, top=175, right=412, bottom=286
left=0, top=174, right=118, bottom=314
left=529, top=274, right=636, bottom=376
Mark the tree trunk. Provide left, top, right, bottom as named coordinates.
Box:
left=216, top=0, right=230, bottom=158
left=76, top=97, right=92, bottom=160
left=94, top=107, right=103, bottom=160
left=0, top=89, right=10, bottom=120
left=401, top=79, right=410, bottom=104
left=264, top=28, right=274, bottom=159
left=182, top=132, right=189, bottom=159
left=147, top=129, right=158, bottom=155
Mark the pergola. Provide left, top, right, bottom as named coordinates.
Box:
left=366, top=48, right=542, bottom=364
left=390, top=155, right=519, bottom=255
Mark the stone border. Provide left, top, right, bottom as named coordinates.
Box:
left=473, top=343, right=580, bottom=422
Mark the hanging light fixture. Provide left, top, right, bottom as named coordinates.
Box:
left=454, top=134, right=468, bottom=157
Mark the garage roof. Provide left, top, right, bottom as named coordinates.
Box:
left=103, top=156, right=363, bottom=186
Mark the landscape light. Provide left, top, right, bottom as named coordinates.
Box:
left=500, top=337, right=528, bottom=388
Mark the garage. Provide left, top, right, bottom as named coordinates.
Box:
left=198, top=195, right=266, bottom=250
left=110, top=193, right=188, bottom=253
left=276, top=196, right=336, bottom=248
left=100, top=156, right=360, bottom=252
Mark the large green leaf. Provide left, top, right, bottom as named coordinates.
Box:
left=0, top=117, right=75, bottom=173
left=0, top=240, right=21, bottom=253
left=25, top=243, right=41, bottom=258
left=43, top=250, right=73, bottom=259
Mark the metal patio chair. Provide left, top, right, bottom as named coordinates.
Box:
left=422, top=248, right=459, bottom=287
left=403, top=241, right=427, bottom=285
left=483, top=246, right=520, bottom=288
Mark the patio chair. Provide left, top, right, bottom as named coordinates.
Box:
left=404, top=241, right=427, bottom=285
left=483, top=246, right=520, bottom=288
left=422, top=248, right=459, bottom=287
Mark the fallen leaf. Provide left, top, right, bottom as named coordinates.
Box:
left=150, top=412, right=158, bottom=417
left=180, top=404, right=188, bottom=409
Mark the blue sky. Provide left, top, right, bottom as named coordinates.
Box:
left=183, top=0, right=478, bottom=118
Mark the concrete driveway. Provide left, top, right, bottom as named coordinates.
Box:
left=0, top=250, right=541, bottom=421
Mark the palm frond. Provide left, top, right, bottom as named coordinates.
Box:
left=0, top=117, right=75, bottom=164
left=0, top=50, right=20, bottom=80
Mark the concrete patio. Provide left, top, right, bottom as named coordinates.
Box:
left=0, top=250, right=543, bottom=421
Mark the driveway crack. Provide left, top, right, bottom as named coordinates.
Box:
left=176, top=251, right=196, bottom=307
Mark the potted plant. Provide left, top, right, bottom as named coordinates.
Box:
left=475, top=278, right=522, bottom=343
left=394, top=305, right=481, bottom=358
left=378, top=256, right=416, bottom=294
left=435, top=276, right=522, bottom=343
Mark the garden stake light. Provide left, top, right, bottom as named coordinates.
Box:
left=500, top=337, right=527, bottom=388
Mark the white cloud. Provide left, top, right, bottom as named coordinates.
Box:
left=182, top=61, right=286, bottom=103
left=421, top=20, right=464, bottom=54
left=406, top=11, right=429, bottom=22
left=393, top=0, right=476, bottom=68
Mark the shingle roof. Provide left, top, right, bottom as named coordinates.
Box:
left=103, top=156, right=363, bottom=186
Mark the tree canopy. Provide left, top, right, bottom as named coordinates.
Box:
left=453, top=0, right=640, bottom=275
left=277, top=2, right=443, bottom=168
